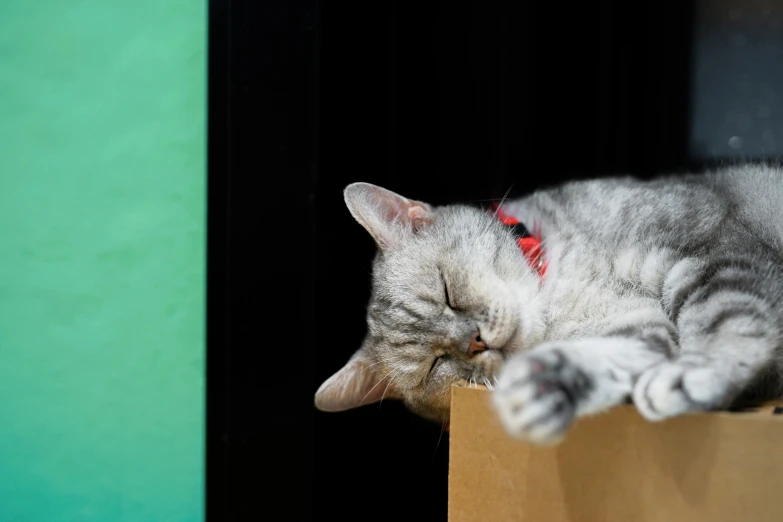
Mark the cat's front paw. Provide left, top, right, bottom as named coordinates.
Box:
left=633, top=362, right=728, bottom=421
left=493, top=349, right=586, bottom=445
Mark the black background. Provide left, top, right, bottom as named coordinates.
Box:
left=208, top=1, right=702, bottom=520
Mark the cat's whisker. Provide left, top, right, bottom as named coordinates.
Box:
left=477, top=185, right=515, bottom=237
left=359, top=368, right=396, bottom=406
left=470, top=197, right=507, bottom=203
left=364, top=360, right=387, bottom=370
left=379, top=370, right=401, bottom=406
left=365, top=357, right=401, bottom=371
left=433, top=417, right=448, bottom=461
left=493, top=185, right=514, bottom=218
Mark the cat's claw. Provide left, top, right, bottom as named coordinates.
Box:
left=633, top=362, right=728, bottom=421
left=492, top=350, right=580, bottom=445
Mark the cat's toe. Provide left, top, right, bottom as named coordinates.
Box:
left=633, top=363, right=726, bottom=421
left=493, top=388, right=574, bottom=445
left=492, top=352, right=576, bottom=445
left=682, top=367, right=729, bottom=404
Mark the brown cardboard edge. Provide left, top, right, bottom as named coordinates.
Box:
left=450, top=384, right=783, bottom=422
left=447, top=388, right=453, bottom=522
left=448, top=383, right=482, bottom=521
left=447, top=384, right=460, bottom=522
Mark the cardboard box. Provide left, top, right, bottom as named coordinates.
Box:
left=448, top=385, right=783, bottom=522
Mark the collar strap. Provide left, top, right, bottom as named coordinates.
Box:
left=490, top=203, right=548, bottom=277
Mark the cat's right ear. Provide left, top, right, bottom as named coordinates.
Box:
left=314, top=349, right=401, bottom=412
left=343, top=182, right=433, bottom=250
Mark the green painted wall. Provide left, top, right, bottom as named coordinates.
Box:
left=0, top=2, right=205, bottom=521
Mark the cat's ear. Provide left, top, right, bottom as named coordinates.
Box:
left=314, top=349, right=401, bottom=412
left=343, top=182, right=433, bottom=250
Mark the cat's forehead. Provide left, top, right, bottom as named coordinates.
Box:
left=417, top=205, right=502, bottom=251
left=437, top=205, right=504, bottom=241
left=435, top=205, right=494, bottom=230
left=375, top=206, right=504, bottom=279
left=377, top=247, right=439, bottom=292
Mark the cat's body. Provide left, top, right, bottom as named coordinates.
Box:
left=315, top=165, right=783, bottom=444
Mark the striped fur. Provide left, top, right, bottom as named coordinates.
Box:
left=315, top=165, right=783, bottom=444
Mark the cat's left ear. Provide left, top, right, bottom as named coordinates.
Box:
left=343, top=182, right=434, bottom=250
left=314, top=349, right=402, bottom=412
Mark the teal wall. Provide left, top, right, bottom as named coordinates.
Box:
left=0, top=2, right=205, bottom=521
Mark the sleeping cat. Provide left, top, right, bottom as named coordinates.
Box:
left=314, top=165, right=783, bottom=444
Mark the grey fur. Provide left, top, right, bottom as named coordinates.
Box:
left=314, top=165, right=783, bottom=444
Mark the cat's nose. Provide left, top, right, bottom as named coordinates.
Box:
left=466, top=332, right=487, bottom=358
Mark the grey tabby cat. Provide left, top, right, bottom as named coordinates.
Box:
left=314, top=165, right=783, bottom=444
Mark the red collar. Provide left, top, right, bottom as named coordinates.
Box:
left=491, top=204, right=548, bottom=277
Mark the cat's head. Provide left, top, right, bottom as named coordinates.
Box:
left=314, top=183, right=545, bottom=425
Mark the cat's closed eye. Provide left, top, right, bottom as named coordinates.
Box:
left=440, top=270, right=460, bottom=311
left=441, top=273, right=453, bottom=308
left=429, top=355, right=443, bottom=375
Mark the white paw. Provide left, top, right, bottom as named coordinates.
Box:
left=633, top=362, right=728, bottom=421
left=493, top=349, right=587, bottom=445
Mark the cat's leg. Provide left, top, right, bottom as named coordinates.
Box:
left=493, top=327, right=671, bottom=444
left=633, top=256, right=783, bottom=421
